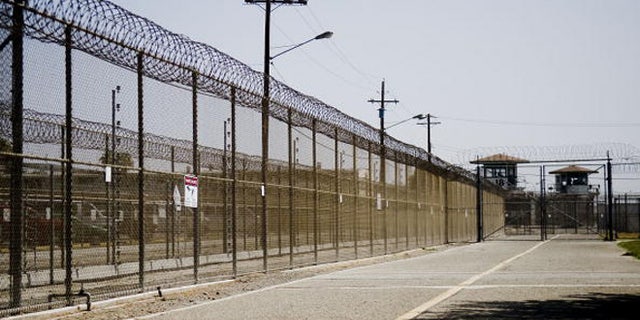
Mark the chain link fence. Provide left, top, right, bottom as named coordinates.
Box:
left=0, top=0, right=507, bottom=315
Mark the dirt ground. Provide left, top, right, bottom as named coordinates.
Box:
left=18, top=245, right=452, bottom=320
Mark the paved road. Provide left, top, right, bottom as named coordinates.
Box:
left=134, top=234, right=640, bottom=319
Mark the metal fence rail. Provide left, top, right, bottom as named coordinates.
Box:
left=0, top=0, right=507, bottom=315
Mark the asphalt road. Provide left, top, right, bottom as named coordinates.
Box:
left=133, top=234, right=640, bottom=320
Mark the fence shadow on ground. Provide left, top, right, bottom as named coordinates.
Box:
left=414, top=292, right=640, bottom=320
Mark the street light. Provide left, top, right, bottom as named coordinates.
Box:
left=271, top=31, right=333, bottom=60
left=385, top=113, right=427, bottom=130
left=247, top=0, right=335, bottom=271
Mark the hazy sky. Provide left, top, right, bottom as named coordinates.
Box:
left=108, top=0, right=640, bottom=191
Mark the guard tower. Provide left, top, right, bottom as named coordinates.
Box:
left=470, top=153, right=529, bottom=190
left=549, top=165, right=598, bottom=194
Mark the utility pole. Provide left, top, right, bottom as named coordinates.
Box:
left=368, top=79, right=398, bottom=254
left=417, top=114, right=440, bottom=162
left=245, top=0, right=308, bottom=272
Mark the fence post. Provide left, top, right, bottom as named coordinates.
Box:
left=382, top=147, right=388, bottom=255
left=404, top=161, right=409, bottom=249
left=352, top=135, right=358, bottom=259
left=287, top=107, right=293, bottom=267
left=105, top=134, right=111, bottom=264
left=312, top=119, right=318, bottom=264
left=277, top=167, right=282, bottom=255
left=223, top=120, right=229, bottom=255
left=49, top=164, right=54, bottom=285
left=137, top=52, right=146, bottom=290
left=59, top=126, right=65, bottom=269
left=61, top=25, right=75, bottom=306
left=368, top=142, right=373, bottom=256
left=334, top=127, right=340, bottom=260
left=170, top=146, right=176, bottom=257
left=393, top=153, right=398, bottom=250
left=476, top=165, right=483, bottom=242
left=190, top=71, right=199, bottom=282
left=444, top=178, right=449, bottom=244
left=231, top=87, right=237, bottom=277
left=9, top=0, right=25, bottom=310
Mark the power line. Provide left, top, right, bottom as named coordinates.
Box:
left=439, top=115, right=640, bottom=128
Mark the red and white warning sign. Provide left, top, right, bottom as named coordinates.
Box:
left=184, top=175, right=199, bottom=208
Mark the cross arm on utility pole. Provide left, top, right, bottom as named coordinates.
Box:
left=417, top=113, right=441, bottom=162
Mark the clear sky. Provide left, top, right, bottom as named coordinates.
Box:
left=108, top=0, right=640, bottom=192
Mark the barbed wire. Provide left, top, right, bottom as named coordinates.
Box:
left=454, top=143, right=640, bottom=174
left=0, top=0, right=478, bottom=183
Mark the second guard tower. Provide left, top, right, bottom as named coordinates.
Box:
left=549, top=165, right=599, bottom=194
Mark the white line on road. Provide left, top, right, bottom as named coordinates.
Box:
left=277, top=283, right=640, bottom=291
left=395, top=238, right=553, bottom=320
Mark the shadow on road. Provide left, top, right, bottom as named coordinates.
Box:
left=414, top=292, right=640, bottom=319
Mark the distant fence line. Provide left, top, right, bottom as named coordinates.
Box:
left=0, top=0, right=506, bottom=316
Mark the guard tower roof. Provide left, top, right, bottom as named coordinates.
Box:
left=470, top=153, right=529, bottom=164
left=549, top=165, right=599, bottom=174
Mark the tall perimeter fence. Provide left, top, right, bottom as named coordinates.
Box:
left=0, top=0, right=507, bottom=315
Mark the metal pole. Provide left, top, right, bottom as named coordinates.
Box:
left=277, top=167, right=282, bottom=255
left=260, top=0, right=272, bottom=273
left=427, top=114, right=432, bottom=162
left=49, top=164, right=54, bottom=285
left=137, top=52, right=146, bottom=290
left=191, top=71, right=199, bottom=282
left=110, top=88, right=115, bottom=264
left=165, top=182, right=169, bottom=259
left=606, top=153, right=614, bottom=241
left=334, top=127, right=340, bottom=260
left=223, top=120, right=229, bottom=254
left=352, top=135, right=358, bottom=259
left=9, top=0, right=25, bottom=309
left=60, top=126, right=65, bottom=269
left=170, top=146, right=175, bottom=257
left=368, top=143, right=373, bottom=256
left=476, top=164, right=483, bottom=242
left=312, top=119, right=318, bottom=264
left=404, top=162, right=409, bottom=249
left=231, top=87, right=237, bottom=277
left=394, top=152, right=399, bottom=250
left=105, top=134, right=110, bottom=264
left=540, top=166, right=546, bottom=241
left=287, top=108, right=294, bottom=267
left=63, top=25, right=73, bottom=306
left=444, top=178, right=449, bottom=244
left=414, top=163, right=419, bottom=246
left=380, top=82, right=387, bottom=255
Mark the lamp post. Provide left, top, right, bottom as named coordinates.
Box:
left=385, top=113, right=427, bottom=130
left=417, top=113, right=441, bottom=162
left=247, top=0, right=333, bottom=271
left=271, top=31, right=333, bottom=60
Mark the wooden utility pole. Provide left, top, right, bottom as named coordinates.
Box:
left=368, top=80, right=398, bottom=253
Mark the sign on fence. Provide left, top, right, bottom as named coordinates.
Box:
left=184, top=175, right=199, bottom=208
left=173, top=185, right=182, bottom=211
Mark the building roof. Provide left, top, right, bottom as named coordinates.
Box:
left=549, top=165, right=599, bottom=175
left=470, top=153, right=529, bottom=164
